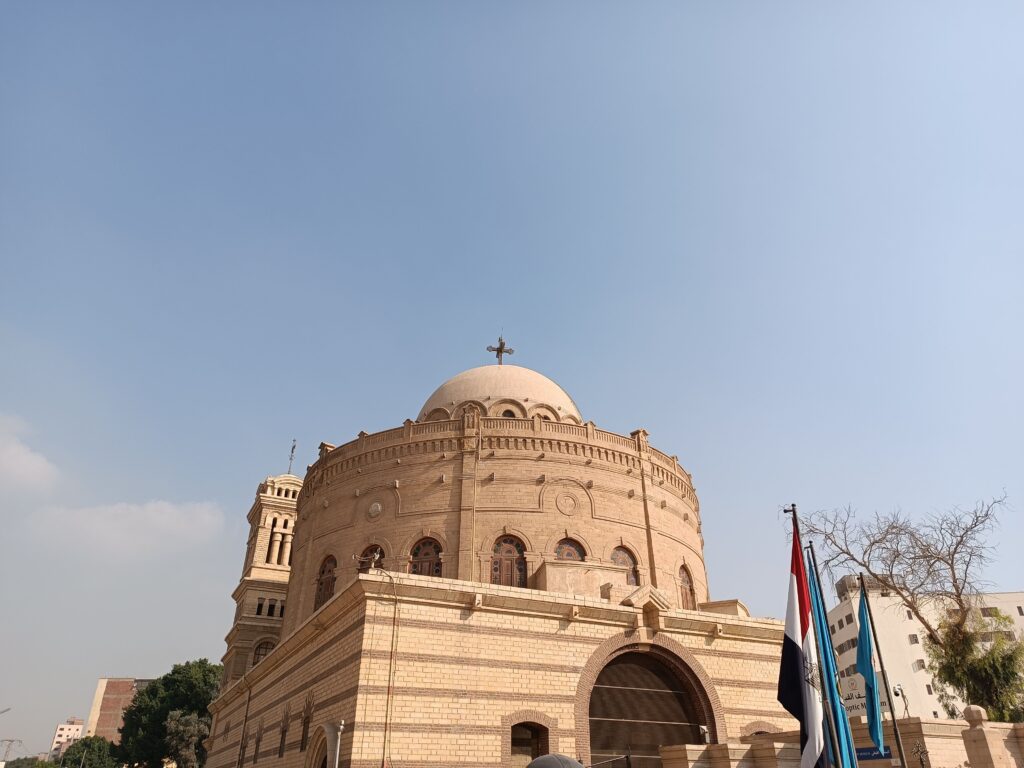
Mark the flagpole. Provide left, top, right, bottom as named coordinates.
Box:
left=806, top=539, right=849, bottom=768
left=859, top=573, right=908, bottom=768
left=789, top=506, right=844, bottom=768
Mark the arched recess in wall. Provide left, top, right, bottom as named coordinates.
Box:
left=573, top=631, right=726, bottom=766
left=301, top=723, right=328, bottom=768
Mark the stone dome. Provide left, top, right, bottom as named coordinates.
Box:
left=417, top=364, right=583, bottom=423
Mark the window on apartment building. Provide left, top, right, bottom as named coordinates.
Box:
left=933, top=711, right=939, bottom=719
left=256, top=598, right=265, bottom=616
left=838, top=618, right=844, bottom=629
left=909, top=634, right=919, bottom=644
left=846, top=613, right=854, bottom=624
left=926, top=684, right=934, bottom=695
left=1017, top=606, right=1023, bottom=616
left=830, top=625, right=836, bottom=634
left=981, top=607, right=998, bottom=618
left=912, top=659, right=926, bottom=672
left=906, top=610, right=913, bottom=620
left=267, top=600, right=276, bottom=618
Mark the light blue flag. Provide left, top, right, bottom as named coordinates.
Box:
left=857, top=590, right=884, bottom=751
left=806, top=552, right=859, bottom=768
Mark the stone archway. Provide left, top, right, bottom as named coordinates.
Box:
left=573, top=630, right=726, bottom=766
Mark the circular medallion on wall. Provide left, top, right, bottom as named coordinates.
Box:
left=556, top=492, right=579, bottom=516
left=367, top=501, right=384, bottom=520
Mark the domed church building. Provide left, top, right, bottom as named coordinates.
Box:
left=207, top=355, right=792, bottom=768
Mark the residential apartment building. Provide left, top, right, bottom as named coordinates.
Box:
left=827, top=575, right=1024, bottom=720
left=48, top=717, right=83, bottom=760
left=84, top=678, right=152, bottom=744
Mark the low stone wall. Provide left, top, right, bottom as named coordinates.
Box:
left=730, top=706, right=1024, bottom=768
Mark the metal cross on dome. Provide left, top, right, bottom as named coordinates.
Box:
left=486, top=336, right=514, bottom=365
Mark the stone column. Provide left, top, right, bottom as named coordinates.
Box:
left=280, top=534, right=293, bottom=566
left=457, top=415, right=478, bottom=580
left=268, top=532, right=283, bottom=566
left=961, top=705, right=1013, bottom=768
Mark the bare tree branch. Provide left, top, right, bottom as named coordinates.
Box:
left=802, top=495, right=1005, bottom=647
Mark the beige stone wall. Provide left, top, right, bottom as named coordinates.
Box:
left=208, top=573, right=792, bottom=768
left=283, top=415, right=707, bottom=637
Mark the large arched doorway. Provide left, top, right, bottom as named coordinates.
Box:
left=589, top=652, right=707, bottom=766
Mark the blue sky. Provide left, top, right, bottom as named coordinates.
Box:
left=2, top=1, right=1023, bottom=753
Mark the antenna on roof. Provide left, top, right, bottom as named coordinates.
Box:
left=287, top=439, right=297, bottom=475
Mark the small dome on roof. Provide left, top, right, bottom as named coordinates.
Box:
left=418, top=365, right=582, bottom=423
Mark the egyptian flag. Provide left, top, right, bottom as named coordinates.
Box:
left=778, top=523, right=826, bottom=768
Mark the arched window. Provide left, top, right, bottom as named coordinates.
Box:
left=313, top=556, right=337, bottom=611
left=510, top=722, right=549, bottom=762
left=611, top=546, right=640, bottom=586
left=491, top=535, right=527, bottom=588
left=555, top=538, right=586, bottom=561
left=358, top=544, right=385, bottom=572
left=679, top=565, right=697, bottom=610
left=251, top=643, right=276, bottom=667
left=409, top=538, right=443, bottom=577
left=501, top=409, right=516, bottom=418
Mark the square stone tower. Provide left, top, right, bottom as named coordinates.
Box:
left=221, top=473, right=302, bottom=688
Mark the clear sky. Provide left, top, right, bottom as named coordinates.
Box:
left=2, top=0, right=1022, bottom=754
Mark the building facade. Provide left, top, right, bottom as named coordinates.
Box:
left=827, top=575, right=1024, bottom=720
left=48, top=717, right=83, bottom=760
left=208, top=363, right=793, bottom=768
left=84, top=678, right=152, bottom=744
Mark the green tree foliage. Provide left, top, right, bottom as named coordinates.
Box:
left=165, top=710, right=210, bottom=768
left=927, top=610, right=1024, bottom=722
left=118, top=659, right=222, bottom=768
left=59, top=737, right=119, bottom=768
left=4, top=757, right=42, bottom=768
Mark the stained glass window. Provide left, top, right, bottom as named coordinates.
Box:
left=359, top=545, right=385, bottom=571
left=679, top=565, right=697, bottom=610
left=611, top=546, right=639, bottom=586
left=491, top=536, right=527, bottom=588
left=409, top=538, right=443, bottom=577
left=555, top=538, right=586, bottom=561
